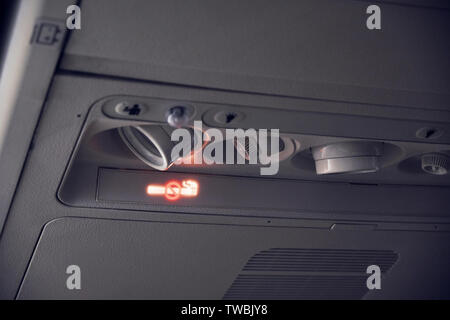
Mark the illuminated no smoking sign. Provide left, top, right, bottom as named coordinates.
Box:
left=146, top=180, right=199, bottom=201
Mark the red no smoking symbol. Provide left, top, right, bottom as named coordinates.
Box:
left=165, top=181, right=182, bottom=201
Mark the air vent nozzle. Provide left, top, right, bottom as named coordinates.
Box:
left=421, top=153, right=449, bottom=175
left=118, top=125, right=174, bottom=170
left=234, top=135, right=295, bottom=163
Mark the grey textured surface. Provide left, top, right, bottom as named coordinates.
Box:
left=1, top=0, right=450, bottom=300
left=62, top=0, right=450, bottom=109
left=0, top=0, right=74, bottom=236
left=0, top=74, right=449, bottom=299
left=17, top=217, right=450, bottom=299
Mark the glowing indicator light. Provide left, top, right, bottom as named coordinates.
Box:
left=146, top=180, right=199, bottom=201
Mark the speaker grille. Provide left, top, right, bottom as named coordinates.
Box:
left=243, top=248, right=398, bottom=273
left=224, top=274, right=369, bottom=300
left=224, top=248, right=398, bottom=300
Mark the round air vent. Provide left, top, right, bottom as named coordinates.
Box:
left=234, top=135, right=296, bottom=163
left=234, top=135, right=258, bottom=162
left=421, top=153, right=449, bottom=175
left=119, top=125, right=201, bottom=170
left=118, top=125, right=176, bottom=170
left=312, top=141, right=384, bottom=175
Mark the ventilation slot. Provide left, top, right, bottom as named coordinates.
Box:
left=243, top=248, right=398, bottom=273
left=224, top=275, right=369, bottom=300
left=224, top=248, right=398, bottom=300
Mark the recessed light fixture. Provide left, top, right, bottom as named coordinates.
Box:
left=312, top=141, right=384, bottom=175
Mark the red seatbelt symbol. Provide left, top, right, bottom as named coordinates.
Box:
left=146, top=180, right=199, bottom=201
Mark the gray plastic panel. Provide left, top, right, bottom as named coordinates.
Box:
left=101, top=96, right=450, bottom=143
left=62, top=0, right=450, bottom=109
left=0, top=0, right=74, bottom=235
left=94, top=168, right=450, bottom=218
left=1, top=74, right=449, bottom=300
left=55, top=79, right=450, bottom=222
left=17, top=217, right=450, bottom=299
